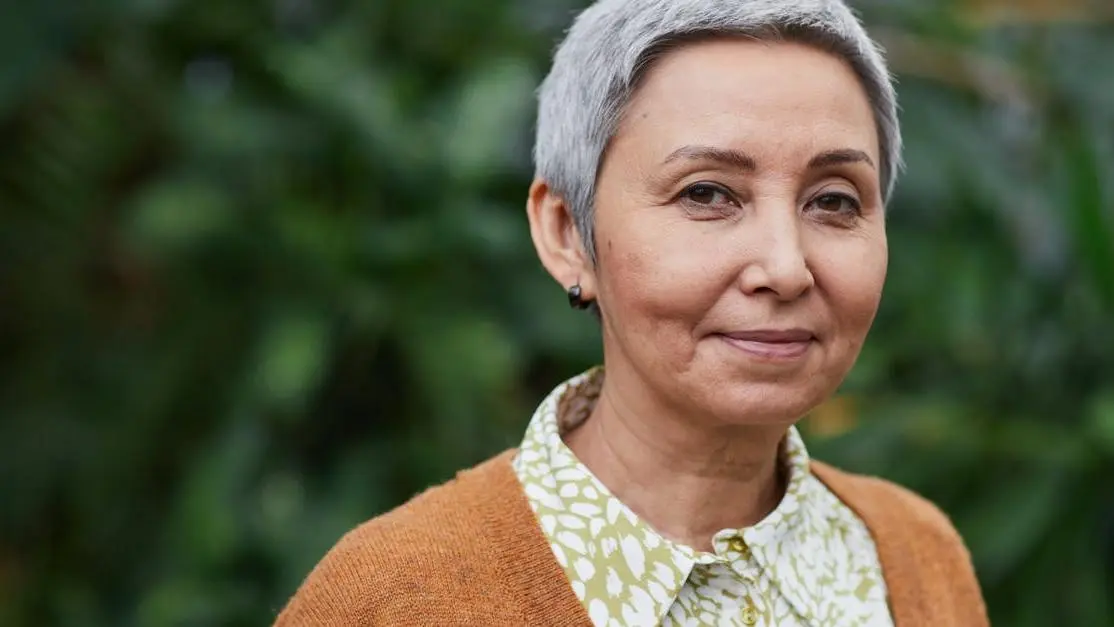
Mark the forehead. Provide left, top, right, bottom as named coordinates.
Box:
left=616, top=38, right=880, bottom=163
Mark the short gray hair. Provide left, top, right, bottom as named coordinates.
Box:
left=534, top=0, right=902, bottom=263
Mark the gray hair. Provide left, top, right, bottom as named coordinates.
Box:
left=534, top=0, right=903, bottom=264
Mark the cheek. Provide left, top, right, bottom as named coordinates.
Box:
left=814, top=234, right=888, bottom=339
left=596, top=217, right=731, bottom=328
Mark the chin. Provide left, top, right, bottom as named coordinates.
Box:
left=702, top=381, right=832, bottom=426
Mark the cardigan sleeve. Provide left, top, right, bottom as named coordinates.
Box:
left=273, top=523, right=391, bottom=627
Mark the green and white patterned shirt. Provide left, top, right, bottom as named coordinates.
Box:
left=512, top=369, right=894, bottom=627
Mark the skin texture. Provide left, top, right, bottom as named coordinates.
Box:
left=526, top=39, right=887, bottom=551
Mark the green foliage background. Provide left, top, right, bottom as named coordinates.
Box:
left=1, top=1, right=1112, bottom=625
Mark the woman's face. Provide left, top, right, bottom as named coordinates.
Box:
left=535, top=39, right=888, bottom=426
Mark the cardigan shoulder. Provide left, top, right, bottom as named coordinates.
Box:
left=811, top=460, right=989, bottom=627
left=812, top=461, right=967, bottom=542
left=273, top=451, right=530, bottom=627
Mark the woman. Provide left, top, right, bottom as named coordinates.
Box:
left=276, top=0, right=988, bottom=625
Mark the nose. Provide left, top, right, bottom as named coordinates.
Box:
left=736, top=211, right=814, bottom=301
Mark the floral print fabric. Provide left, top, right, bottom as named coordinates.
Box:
left=512, top=369, right=894, bottom=627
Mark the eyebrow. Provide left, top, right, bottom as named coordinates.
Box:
left=662, top=145, right=756, bottom=171
left=662, top=145, right=875, bottom=171
left=807, top=148, right=875, bottom=170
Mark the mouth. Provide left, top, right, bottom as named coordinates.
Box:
left=714, top=329, right=816, bottom=360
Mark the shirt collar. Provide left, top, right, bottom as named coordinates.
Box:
left=513, top=368, right=822, bottom=624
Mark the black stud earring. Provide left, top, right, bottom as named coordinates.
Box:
left=567, top=284, right=592, bottom=310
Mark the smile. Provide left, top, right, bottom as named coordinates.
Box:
left=715, top=329, right=816, bottom=360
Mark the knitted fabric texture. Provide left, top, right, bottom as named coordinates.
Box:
left=273, top=451, right=988, bottom=626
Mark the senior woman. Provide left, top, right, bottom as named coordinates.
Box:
left=276, top=0, right=988, bottom=625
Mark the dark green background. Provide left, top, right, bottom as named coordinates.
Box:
left=2, top=1, right=1112, bottom=625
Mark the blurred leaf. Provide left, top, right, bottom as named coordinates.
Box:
left=961, top=467, right=1067, bottom=583
left=442, top=57, right=537, bottom=181
left=1087, top=392, right=1114, bottom=456
left=128, top=178, right=233, bottom=253
left=252, top=311, right=332, bottom=412
left=1058, top=115, right=1114, bottom=306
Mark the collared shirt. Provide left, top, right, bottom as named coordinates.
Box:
left=512, top=369, right=894, bottom=627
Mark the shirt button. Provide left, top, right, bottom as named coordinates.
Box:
left=742, top=606, right=759, bottom=625
left=728, top=537, right=750, bottom=557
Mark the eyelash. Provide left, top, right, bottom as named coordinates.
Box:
left=677, top=182, right=862, bottom=220
left=807, top=192, right=862, bottom=217
left=678, top=182, right=739, bottom=218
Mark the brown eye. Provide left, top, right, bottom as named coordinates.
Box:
left=681, top=182, right=736, bottom=207
left=809, top=193, right=861, bottom=215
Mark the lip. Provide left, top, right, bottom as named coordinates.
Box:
left=716, top=329, right=816, bottom=360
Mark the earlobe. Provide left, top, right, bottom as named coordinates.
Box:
left=566, top=284, right=594, bottom=310
left=525, top=178, right=596, bottom=300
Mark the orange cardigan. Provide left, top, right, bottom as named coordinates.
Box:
left=274, top=450, right=988, bottom=626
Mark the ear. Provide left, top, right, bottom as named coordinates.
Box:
left=525, top=178, right=597, bottom=300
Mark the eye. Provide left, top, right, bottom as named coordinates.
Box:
left=808, top=192, right=861, bottom=216
left=679, top=182, right=738, bottom=208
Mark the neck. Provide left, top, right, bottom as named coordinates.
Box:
left=562, top=369, right=789, bottom=552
